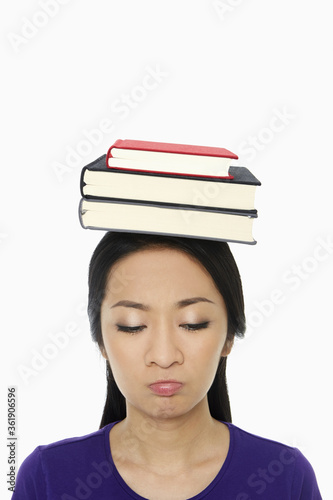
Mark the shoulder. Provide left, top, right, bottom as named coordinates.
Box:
left=12, top=424, right=115, bottom=499
left=224, top=422, right=322, bottom=498
left=25, top=425, right=109, bottom=467
left=227, top=421, right=298, bottom=458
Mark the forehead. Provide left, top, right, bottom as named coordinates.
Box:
left=105, top=247, right=220, bottom=299
left=109, top=246, right=206, bottom=277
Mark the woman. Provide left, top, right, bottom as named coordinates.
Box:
left=13, top=232, right=322, bottom=499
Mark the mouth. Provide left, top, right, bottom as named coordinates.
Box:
left=148, top=380, right=183, bottom=397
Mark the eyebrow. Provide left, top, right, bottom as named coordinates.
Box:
left=110, top=297, right=215, bottom=311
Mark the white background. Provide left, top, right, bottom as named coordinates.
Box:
left=1, top=0, right=332, bottom=497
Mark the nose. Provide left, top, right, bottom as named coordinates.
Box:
left=144, top=323, right=184, bottom=368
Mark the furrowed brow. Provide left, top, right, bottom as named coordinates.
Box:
left=175, top=297, right=215, bottom=308
left=110, top=297, right=215, bottom=310
left=110, top=300, right=150, bottom=311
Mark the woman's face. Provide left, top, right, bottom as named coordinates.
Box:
left=100, top=247, right=232, bottom=421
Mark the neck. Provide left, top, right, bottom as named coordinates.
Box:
left=113, top=398, right=223, bottom=471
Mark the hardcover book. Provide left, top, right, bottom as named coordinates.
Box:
left=79, top=198, right=257, bottom=245
left=81, top=155, right=260, bottom=211
left=106, top=139, right=238, bottom=178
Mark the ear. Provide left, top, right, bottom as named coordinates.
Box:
left=221, top=337, right=234, bottom=357
left=100, top=345, right=108, bottom=360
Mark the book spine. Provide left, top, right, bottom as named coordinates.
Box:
left=80, top=166, right=87, bottom=197
left=106, top=144, right=114, bottom=166
left=78, top=198, right=86, bottom=229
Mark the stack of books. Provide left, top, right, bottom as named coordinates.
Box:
left=79, top=139, right=261, bottom=244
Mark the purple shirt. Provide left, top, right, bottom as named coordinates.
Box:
left=12, top=421, right=322, bottom=499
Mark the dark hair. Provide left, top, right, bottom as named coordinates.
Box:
left=88, top=231, right=246, bottom=428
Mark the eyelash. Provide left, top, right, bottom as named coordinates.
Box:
left=182, top=321, right=210, bottom=331
left=116, top=322, right=210, bottom=335
left=116, top=325, right=146, bottom=334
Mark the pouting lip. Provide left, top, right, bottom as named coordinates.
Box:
left=148, top=379, right=183, bottom=386
left=148, top=380, right=184, bottom=396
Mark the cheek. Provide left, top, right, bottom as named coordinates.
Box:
left=192, top=334, right=226, bottom=376
left=193, top=329, right=226, bottom=357
left=104, top=338, right=140, bottom=382
left=182, top=334, right=225, bottom=375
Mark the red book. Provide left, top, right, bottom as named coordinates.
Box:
left=106, top=139, right=238, bottom=179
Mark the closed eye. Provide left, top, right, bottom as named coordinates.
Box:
left=180, top=321, right=210, bottom=331
left=116, top=324, right=146, bottom=334
left=116, top=321, right=210, bottom=335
